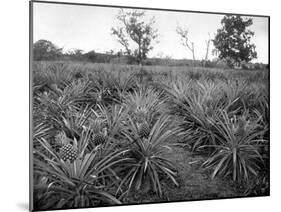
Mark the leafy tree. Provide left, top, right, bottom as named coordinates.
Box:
left=84, top=50, right=96, bottom=62
left=111, top=9, right=158, bottom=65
left=33, top=39, right=62, bottom=61
left=213, top=15, right=257, bottom=68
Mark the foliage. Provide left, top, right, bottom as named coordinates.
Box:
left=34, top=135, right=128, bottom=210
left=213, top=15, right=257, bottom=67
left=243, top=172, right=269, bottom=196
left=203, top=110, right=267, bottom=182
left=32, top=62, right=269, bottom=209
left=33, top=40, right=63, bottom=61
left=118, top=115, right=180, bottom=196
left=163, top=79, right=226, bottom=151
left=65, top=49, right=85, bottom=61
left=111, top=9, right=158, bottom=64
left=33, top=116, right=131, bottom=210
left=122, top=87, right=167, bottom=124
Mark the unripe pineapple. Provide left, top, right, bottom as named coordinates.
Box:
left=92, top=133, right=106, bottom=145
left=138, top=122, right=150, bottom=138
left=60, top=143, right=78, bottom=162
left=233, top=116, right=248, bottom=138
left=56, top=131, right=78, bottom=163
left=90, top=118, right=107, bottom=147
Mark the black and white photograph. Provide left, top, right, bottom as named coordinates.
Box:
left=30, top=1, right=269, bottom=211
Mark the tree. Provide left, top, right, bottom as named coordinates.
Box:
left=71, top=49, right=84, bottom=56
left=66, top=49, right=84, bottom=60
left=111, top=9, right=158, bottom=65
left=176, top=26, right=196, bottom=61
left=33, top=39, right=62, bottom=61
left=213, top=15, right=257, bottom=68
left=204, top=33, right=211, bottom=61
left=84, top=50, right=96, bottom=62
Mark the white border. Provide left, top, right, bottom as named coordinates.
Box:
left=1, top=0, right=279, bottom=212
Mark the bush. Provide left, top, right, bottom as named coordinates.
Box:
left=110, top=56, right=138, bottom=65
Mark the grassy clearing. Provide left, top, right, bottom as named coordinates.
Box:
left=32, top=61, right=269, bottom=210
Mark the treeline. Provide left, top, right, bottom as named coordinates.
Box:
left=33, top=39, right=268, bottom=70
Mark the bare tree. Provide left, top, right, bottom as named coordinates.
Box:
left=204, top=33, right=211, bottom=61
left=176, top=26, right=196, bottom=61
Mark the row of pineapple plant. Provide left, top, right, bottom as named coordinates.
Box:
left=160, top=74, right=269, bottom=185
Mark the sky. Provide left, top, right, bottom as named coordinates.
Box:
left=33, top=2, right=269, bottom=63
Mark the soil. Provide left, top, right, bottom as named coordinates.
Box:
left=124, top=146, right=244, bottom=204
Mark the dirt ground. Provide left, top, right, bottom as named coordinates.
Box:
left=125, top=147, right=244, bottom=204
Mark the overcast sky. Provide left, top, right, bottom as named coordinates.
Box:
left=33, top=2, right=269, bottom=63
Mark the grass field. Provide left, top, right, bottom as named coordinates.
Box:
left=32, top=61, right=269, bottom=210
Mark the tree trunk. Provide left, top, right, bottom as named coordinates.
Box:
left=205, top=39, right=210, bottom=61
left=191, top=42, right=196, bottom=61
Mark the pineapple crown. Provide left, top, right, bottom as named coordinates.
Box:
left=91, top=118, right=105, bottom=133
left=230, top=115, right=250, bottom=135
left=135, top=108, right=148, bottom=124
left=138, top=120, right=149, bottom=127
left=56, top=131, right=78, bottom=148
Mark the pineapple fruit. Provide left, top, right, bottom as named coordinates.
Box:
left=92, top=133, right=106, bottom=145
left=91, top=118, right=107, bottom=146
left=60, top=143, right=78, bottom=162
left=56, top=131, right=78, bottom=163
left=138, top=122, right=150, bottom=138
